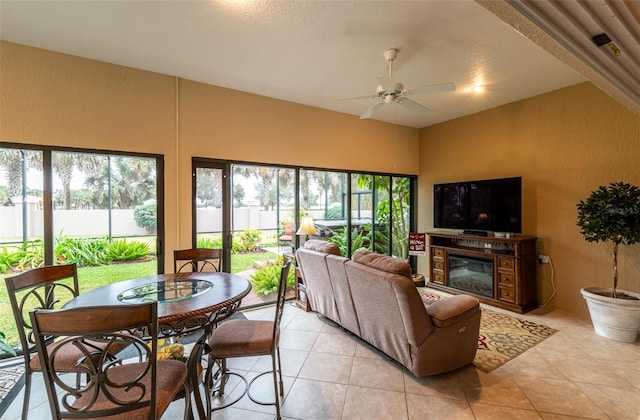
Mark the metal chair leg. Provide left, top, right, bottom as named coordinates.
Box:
left=272, top=351, right=282, bottom=419
left=21, top=372, right=31, bottom=420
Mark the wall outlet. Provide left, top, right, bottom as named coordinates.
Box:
left=538, top=255, right=550, bottom=264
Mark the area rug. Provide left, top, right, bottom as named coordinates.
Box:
left=474, top=308, right=557, bottom=372
left=0, top=361, right=25, bottom=418
left=420, top=290, right=558, bottom=373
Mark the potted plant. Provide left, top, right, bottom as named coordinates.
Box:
left=577, top=181, right=640, bottom=342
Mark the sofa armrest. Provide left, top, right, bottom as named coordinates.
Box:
left=424, top=295, right=479, bottom=328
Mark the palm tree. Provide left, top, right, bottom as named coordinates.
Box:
left=84, top=157, right=155, bottom=209
left=234, top=166, right=293, bottom=210
left=0, top=148, right=44, bottom=200
left=196, top=168, right=223, bottom=207
left=0, top=149, right=108, bottom=210
left=0, top=148, right=26, bottom=198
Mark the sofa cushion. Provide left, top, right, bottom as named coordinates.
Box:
left=424, top=295, right=480, bottom=328
left=304, top=239, right=341, bottom=256
left=352, top=250, right=412, bottom=278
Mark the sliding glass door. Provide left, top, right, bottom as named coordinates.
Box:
left=194, top=164, right=227, bottom=269
left=192, top=160, right=297, bottom=308
left=192, top=158, right=416, bottom=310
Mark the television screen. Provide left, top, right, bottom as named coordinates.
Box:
left=434, top=177, right=522, bottom=234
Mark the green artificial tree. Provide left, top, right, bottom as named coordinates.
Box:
left=577, top=181, right=640, bottom=299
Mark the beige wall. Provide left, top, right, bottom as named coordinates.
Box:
left=418, top=83, right=640, bottom=317
left=5, top=41, right=639, bottom=317
left=0, top=42, right=419, bottom=270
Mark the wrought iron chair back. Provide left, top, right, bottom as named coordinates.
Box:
left=173, top=248, right=222, bottom=273
left=29, top=301, right=190, bottom=419
left=5, top=263, right=80, bottom=420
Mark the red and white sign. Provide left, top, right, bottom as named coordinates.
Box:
left=408, top=232, right=426, bottom=256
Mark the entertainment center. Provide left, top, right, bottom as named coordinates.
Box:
left=427, top=231, right=537, bottom=313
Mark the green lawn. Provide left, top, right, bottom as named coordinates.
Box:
left=0, top=251, right=276, bottom=351
left=231, top=251, right=278, bottom=273
left=0, top=260, right=158, bottom=349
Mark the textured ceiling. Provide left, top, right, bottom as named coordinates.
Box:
left=0, top=1, right=636, bottom=129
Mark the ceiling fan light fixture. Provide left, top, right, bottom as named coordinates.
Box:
left=384, top=94, right=395, bottom=103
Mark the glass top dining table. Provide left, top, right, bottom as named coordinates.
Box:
left=63, top=271, right=252, bottom=337
left=63, top=271, right=252, bottom=419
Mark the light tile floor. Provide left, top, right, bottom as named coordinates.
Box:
left=3, top=301, right=639, bottom=419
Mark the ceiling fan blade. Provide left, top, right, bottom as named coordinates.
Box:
left=403, top=82, right=456, bottom=96
left=360, top=102, right=385, bottom=119
left=396, top=97, right=430, bottom=113
left=332, top=94, right=376, bottom=102
left=376, top=75, right=396, bottom=90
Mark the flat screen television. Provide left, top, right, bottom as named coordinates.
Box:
left=433, top=177, right=522, bottom=235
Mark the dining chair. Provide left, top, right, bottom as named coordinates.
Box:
left=29, top=301, right=191, bottom=420
left=174, top=248, right=222, bottom=273
left=200, top=257, right=291, bottom=419
left=4, top=263, right=128, bottom=420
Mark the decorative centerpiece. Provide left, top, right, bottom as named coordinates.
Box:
left=156, top=341, right=186, bottom=362
left=577, top=181, right=640, bottom=342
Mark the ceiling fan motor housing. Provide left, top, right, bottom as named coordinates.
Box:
left=377, top=82, right=404, bottom=98
left=384, top=48, right=399, bottom=62
left=342, top=47, right=454, bottom=119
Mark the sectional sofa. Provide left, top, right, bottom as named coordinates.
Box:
left=295, top=239, right=481, bottom=376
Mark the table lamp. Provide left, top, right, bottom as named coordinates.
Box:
left=296, top=216, right=317, bottom=241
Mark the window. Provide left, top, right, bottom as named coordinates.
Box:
left=0, top=144, right=162, bottom=272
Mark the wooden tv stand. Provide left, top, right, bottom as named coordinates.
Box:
left=427, top=231, right=537, bottom=313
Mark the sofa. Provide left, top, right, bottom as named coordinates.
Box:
left=296, top=239, right=481, bottom=376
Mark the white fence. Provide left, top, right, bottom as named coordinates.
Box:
left=0, top=201, right=354, bottom=240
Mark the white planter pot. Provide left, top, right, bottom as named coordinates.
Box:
left=580, top=287, right=640, bottom=343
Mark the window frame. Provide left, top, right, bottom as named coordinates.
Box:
left=0, top=142, right=165, bottom=271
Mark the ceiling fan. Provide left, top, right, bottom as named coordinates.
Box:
left=336, top=48, right=456, bottom=119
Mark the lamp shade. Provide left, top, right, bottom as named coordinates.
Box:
left=296, top=217, right=317, bottom=236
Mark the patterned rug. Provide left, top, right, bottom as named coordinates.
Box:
left=475, top=308, right=557, bottom=372
left=0, top=361, right=25, bottom=418
left=420, top=290, right=558, bottom=372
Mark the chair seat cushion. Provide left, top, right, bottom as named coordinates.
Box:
left=207, top=319, right=275, bottom=358
left=29, top=338, right=132, bottom=372
left=72, top=360, right=187, bottom=419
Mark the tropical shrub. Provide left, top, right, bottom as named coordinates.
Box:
left=0, top=246, right=22, bottom=273
left=250, top=256, right=295, bottom=295
left=196, top=237, right=223, bottom=249
left=55, top=235, right=109, bottom=266
left=0, top=332, right=16, bottom=357
left=134, top=203, right=157, bottom=233
left=10, top=240, right=45, bottom=271
left=105, top=238, right=151, bottom=261
left=325, top=205, right=344, bottom=220
left=0, top=235, right=153, bottom=273
left=235, top=228, right=262, bottom=252
left=328, top=226, right=371, bottom=256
